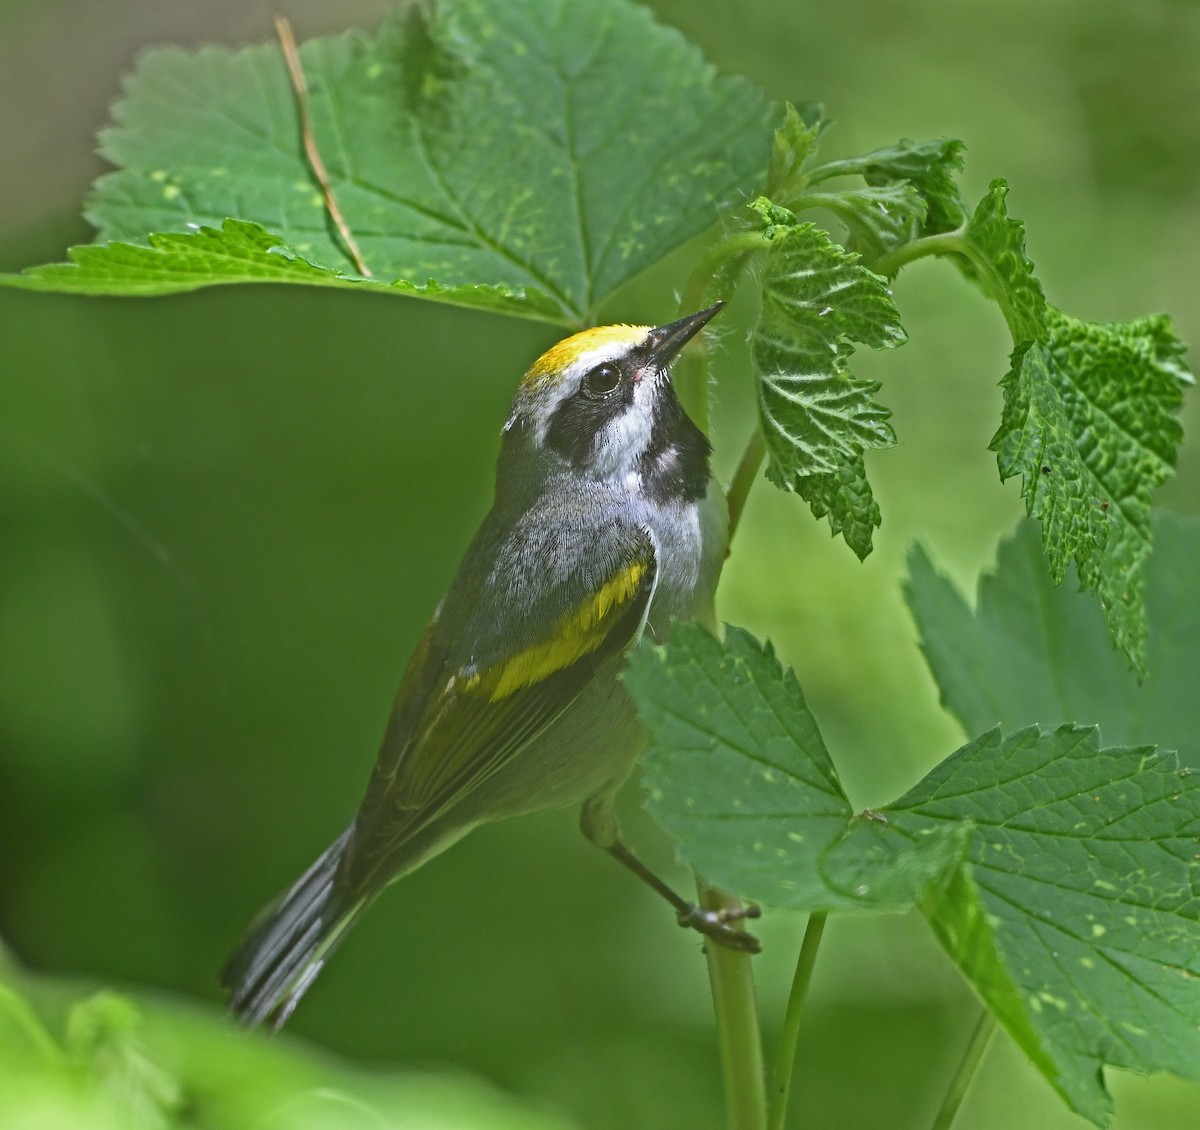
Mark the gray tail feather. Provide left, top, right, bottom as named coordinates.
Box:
left=221, top=826, right=367, bottom=1029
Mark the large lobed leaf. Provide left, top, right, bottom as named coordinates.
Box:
left=892, top=725, right=1200, bottom=1127
left=628, top=542, right=1200, bottom=1126
left=626, top=624, right=967, bottom=913
left=905, top=513, right=1200, bottom=773
left=1, top=0, right=775, bottom=321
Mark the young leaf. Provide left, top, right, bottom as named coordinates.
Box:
left=811, top=182, right=928, bottom=263
left=763, top=101, right=825, bottom=203
left=989, top=311, right=1192, bottom=674
left=1, top=0, right=776, bottom=321
left=807, top=137, right=967, bottom=236
left=890, top=725, right=1200, bottom=1127
left=954, top=178, right=1047, bottom=342
left=748, top=202, right=906, bottom=558
left=625, top=623, right=968, bottom=913
left=944, top=179, right=1191, bottom=674
left=906, top=513, right=1200, bottom=758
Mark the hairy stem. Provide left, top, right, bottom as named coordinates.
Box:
left=931, top=1010, right=996, bottom=1130
left=699, top=881, right=768, bottom=1130
left=767, top=912, right=827, bottom=1130
left=869, top=230, right=964, bottom=280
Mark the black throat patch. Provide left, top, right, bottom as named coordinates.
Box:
left=639, top=382, right=711, bottom=504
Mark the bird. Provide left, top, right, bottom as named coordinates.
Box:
left=221, top=301, right=760, bottom=1029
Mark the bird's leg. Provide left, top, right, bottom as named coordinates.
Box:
left=580, top=794, right=761, bottom=954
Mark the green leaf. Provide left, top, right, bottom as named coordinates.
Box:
left=906, top=512, right=1200, bottom=760
left=955, top=178, right=1047, bottom=342
left=626, top=623, right=968, bottom=912
left=811, top=182, right=928, bottom=263
left=2, top=1, right=776, bottom=320
left=629, top=618, right=1200, bottom=1126
left=748, top=202, right=906, bottom=558
left=891, top=724, right=1200, bottom=1126
left=808, top=137, right=966, bottom=235
left=0, top=219, right=565, bottom=317
left=764, top=101, right=825, bottom=203
left=0, top=970, right=580, bottom=1130
left=947, top=178, right=1191, bottom=673
left=66, top=994, right=183, bottom=1130
left=0, top=981, right=62, bottom=1073
left=989, top=311, right=1192, bottom=674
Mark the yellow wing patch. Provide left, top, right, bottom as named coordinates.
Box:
left=466, top=560, right=649, bottom=702
left=522, top=323, right=648, bottom=391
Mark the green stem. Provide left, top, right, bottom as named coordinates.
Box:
left=870, top=230, right=966, bottom=279
left=726, top=428, right=768, bottom=545
left=766, top=912, right=827, bottom=1130
left=930, top=1010, right=996, bottom=1130
left=695, top=589, right=765, bottom=1129
left=698, top=880, right=768, bottom=1130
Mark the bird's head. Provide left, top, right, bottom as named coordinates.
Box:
left=503, top=303, right=721, bottom=500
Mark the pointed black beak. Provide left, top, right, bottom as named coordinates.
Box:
left=644, top=302, right=723, bottom=369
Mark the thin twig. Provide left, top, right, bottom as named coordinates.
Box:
left=274, top=16, right=372, bottom=277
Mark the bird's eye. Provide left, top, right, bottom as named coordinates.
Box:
left=581, top=362, right=622, bottom=398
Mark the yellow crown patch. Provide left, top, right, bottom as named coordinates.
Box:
left=522, top=323, right=648, bottom=391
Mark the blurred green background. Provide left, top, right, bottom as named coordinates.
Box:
left=1, top=0, right=1198, bottom=1127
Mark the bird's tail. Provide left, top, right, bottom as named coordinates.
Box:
left=221, top=826, right=367, bottom=1029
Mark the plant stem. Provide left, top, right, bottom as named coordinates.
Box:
left=870, top=230, right=964, bottom=280
left=930, top=1010, right=996, bottom=1130
left=767, top=912, right=827, bottom=1130
left=726, top=428, right=768, bottom=544
left=681, top=230, right=773, bottom=316
left=686, top=227, right=778, bottom=1130
left=698, top=880, right=768, bottom=1130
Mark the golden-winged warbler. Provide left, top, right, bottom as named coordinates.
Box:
left=223, top=302, right=759, bottom=1028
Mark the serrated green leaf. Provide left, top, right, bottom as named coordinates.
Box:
left=631, top=618, right=1200, bottom=1124
left=950, top=178, right=1191, bottom=672
left=808, top=137, right=966, bottom=235
left=2, top=0, right=775, bottom=319
left=764, top=102, right=825, bottom=202
left=992, top=341, right=1111, bottom=573
left=989, top=311, right=1192, bottom=674
left=907, top=513, right=1200, bottom=763
left=812, top=181, right=928, bottom=263
left=891, top=724, right=1200, bottom=1126
left=625, top=623, right=968, bottom=911
left=793, top=453, right=883, bottom=561
left=956, top=178, right=1047, bottom=342
left=0, top=219, right=564, bottom=317
left=749, top=211, right=905, bottom=558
